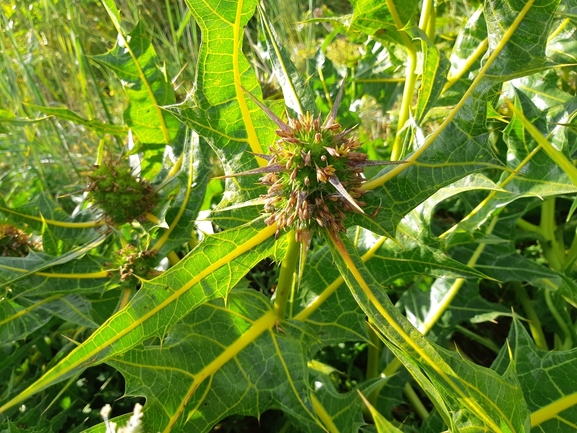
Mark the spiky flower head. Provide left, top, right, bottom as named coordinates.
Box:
left=242, top=86, right=373, bottom=243
left=85, top=162, right=157, bottom=225
left=262, top=112, right=368, bottom=242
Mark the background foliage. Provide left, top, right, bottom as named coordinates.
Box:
left=1, top=0, right=577, bottom=432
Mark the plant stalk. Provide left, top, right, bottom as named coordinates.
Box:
left=544, top=290, right=572, bottom=350
left=540, top=198, right=565, bottom=272
left=404, top=382, right=429, bottom=420
left=454, top=325, right=500, bottom=353
left=386, top=0, right=417, bottom=161
left=273, top=231, right=299, bottom=320
left=513, top=283, right=548, bottom=350
left=418, top=0, right=435, bottom=41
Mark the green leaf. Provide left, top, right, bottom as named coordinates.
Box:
left=0, top=236, right=107, bottom=293
left=448, top=92, right=577, bottom=234
left=0, top=250, right=111, bottom=341
left=92, top=21, right=179, bottom=147
left=454, top=239, right=577, bottom=308
left=350, top=0, right=419, bottom=39
left=309, top=376, right=382, bottom=433
left=170, top=0, right=275, bottom=204
left=399, top=278, right=509, bottom=341
left=325, top=232, right=530, bottom=432
left=484, top=0, right=561, bottom=80
left=446, top=6, right=487, bottom=84
left=505, top=70, right=572, bottom=110
left=0, top=194, right=101, bottom=248
left=294, top=236, right=370, bottom=345
left=294, top=227, right=488, bottom=345
left=258, top=8, right=317, bottom=117
left=414, top=30, right=450, bottom=123
left=358, top=389, right=404, bottom=433
left=150, top=131, right=213, bottom=256
left=355, top=96, right=502, bottom=237
left=106, top=289, right=327, bottom=432
left=492, top=318, right=577, bottom=431
left=0, top=221, right=279, bottom=413
left=361, top=228, right=490, bottom=284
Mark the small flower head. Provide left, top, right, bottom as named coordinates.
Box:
left=85, top=162, right=157, bottom=225
left=114, top=244, right=157, bottom=284
left=0, top=224, right=40, bottom=257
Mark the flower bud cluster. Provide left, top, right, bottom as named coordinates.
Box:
left=86, top=163, right=157, bottom=225
left=261, top=112, right=367, bottom=242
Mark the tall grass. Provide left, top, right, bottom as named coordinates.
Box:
left=0, top=0, right=201, bottom=207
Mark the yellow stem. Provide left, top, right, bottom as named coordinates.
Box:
left=547, top=18, right=570, bottom=43
left=37, top=270, right=109, bottom=279
left=294, top=236, right=387, bottom=321
left=0, top=223, right=279, bottom=415
left=167, top=251, right=180, bottom=266
left=391, top=49, right=417, bottom=161
left=163, top=309, right=278, bottom=432
left=0, top=295, right=61, bottom=327
left=418, top=0, right=435, bottom=41
left=355, top=77, right=405, bottom=83
left=329, top=234, right=507, bottom=432
left=531, top=392, right=577, bottom=427
left=151, top=147, right=194, bottom=252
left=439, top=141, right=542, bottom=240
left=310, top=393, right=339, bottom=433
left=442, top=38, right=488, bottom=94
left=118, top=288, right=132, bottom=310
left=166, top=153, right=184, bottom=179
left=0, top=265, right=109, bottom=279
left=505, top=100, right=577, bottom=186
left=0, top=206, right=103, bottom=228
left=420, top=216, right=497, bottom=335
left=385, top=0, right=418, bottom=161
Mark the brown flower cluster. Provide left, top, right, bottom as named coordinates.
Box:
left=258, top=110, right=368, bottom=243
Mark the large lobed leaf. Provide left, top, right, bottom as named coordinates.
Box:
left=0, top=221, right=281, bottom=413
left=493, top=318, right=577, bottom=431
left=326, top=233, right=530, bottom=432
left=92, top=21, right=180, bottom=148
left=168, top=0, right=277, bottom=205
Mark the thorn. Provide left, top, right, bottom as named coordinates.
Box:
left=371, top=199, right=382, bottom=218
left=328, top=175, right=365, bottom=214
left=334, top=125, right=358, bottom=141
left=248, top=151, right=273, bottom=161
left=275, top=320, right=285, bottom=333
left=213, top=163, right=286, bottom=179
left=323, top=74, right=348, bottom=128
left=240, top=86, right=292, bottom=135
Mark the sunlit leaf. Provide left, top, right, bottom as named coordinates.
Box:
left=169, top=0, right=275, bottom=204
left=493, top=318, right=577, bottom=432
left=92, top=21, right=180, bottom=147
left=0, top=221, right=280, bottom=413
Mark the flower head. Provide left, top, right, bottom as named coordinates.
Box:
left=243, top=86, right=369, bottom=243
left=85, top=162, right=157, bottom=225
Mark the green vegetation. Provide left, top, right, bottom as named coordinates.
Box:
left=1, top=0, right=576, bottom=431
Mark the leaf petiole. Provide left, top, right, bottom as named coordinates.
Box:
left=273, top=230, right=299, bottom=320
